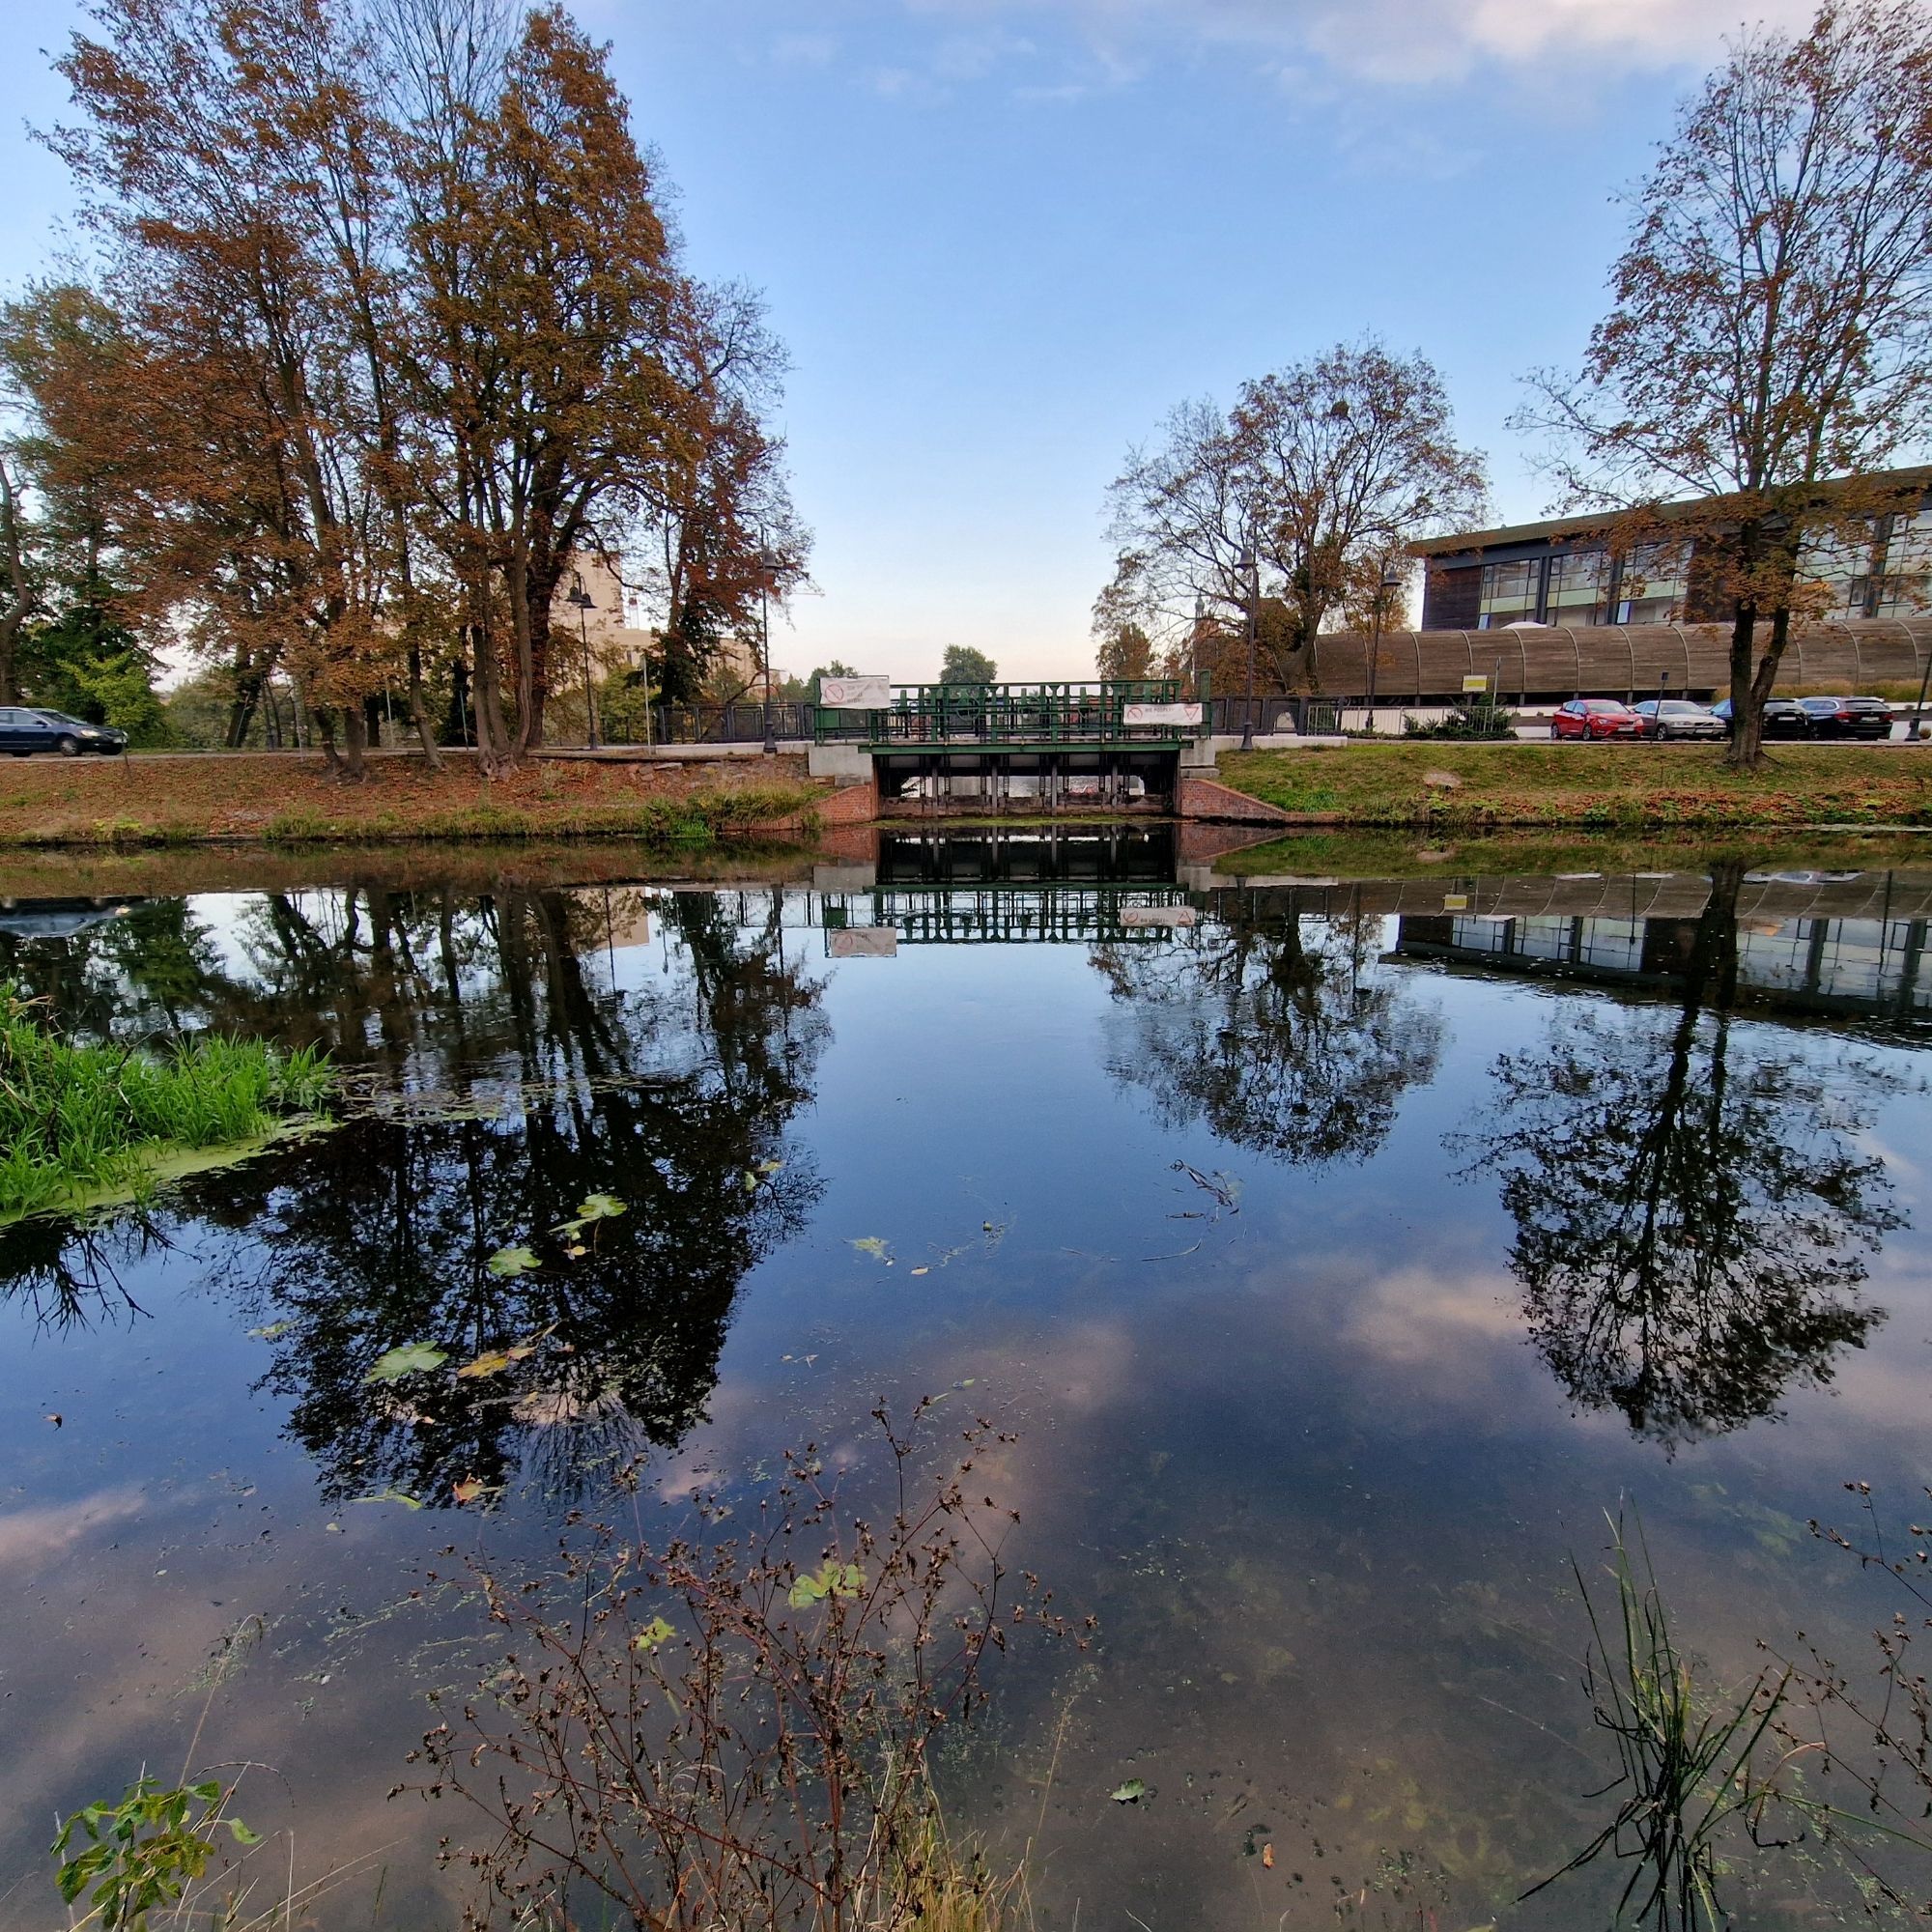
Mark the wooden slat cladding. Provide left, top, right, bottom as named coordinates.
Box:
left=1316, top=617, right=1932, bottom=698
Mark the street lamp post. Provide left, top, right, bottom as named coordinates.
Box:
left=1365, top=566, right=1404, bottom=737
left=756, top=539, right=780, bottom=754
left=567, top=574, right=600, bottom=751
left=1240, top=546, right=1259, bottom=753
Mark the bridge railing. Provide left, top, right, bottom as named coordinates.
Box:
left=813, top=679, right=1194, bottom=745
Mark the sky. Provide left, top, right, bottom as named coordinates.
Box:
left=0, top=0, right=1823, bottom=682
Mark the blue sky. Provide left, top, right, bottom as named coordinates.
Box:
left=0, top=0, right=1817, bottom=681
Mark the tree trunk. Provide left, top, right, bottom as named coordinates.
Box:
left=315, top=698, right=342, bottom=773
left=1721, top=602, right=1763, bottom=771
left=407, top=636, right=442, bottom=768
left=341, top=700, right=368, bottom=780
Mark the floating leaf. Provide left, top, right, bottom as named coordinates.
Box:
left=849, top=1236, right=893, bottom=1263
left=1110, top=1778, right=1148, bottom=1804
left=743, top=1171, right=760, bottom=1192
left=577, top=1194, right=625, bottom=1221
left=757, top=1159, right=783, bottom=1176
left=1262, top=1843, right=1275, bottom=1869
left=788, top=1561, right=865, bottom=1608
left=248, top=1321, right=291, bottom=1341
left=351, top=1487, right=422, bottom=1510
left=364, top=1343, right=447, bottom=1383
left=457, top=1350, right=515, bottom=1379
left=487, top=1244, right=541, bottom=1277
left=633, top=1615, right=675, bottom=1652
left=452, top=1476, right=489, bottom=1505
left=228, top=1819, right=263, bottom=1846
left=910, top=1265, right=929, bottom=1276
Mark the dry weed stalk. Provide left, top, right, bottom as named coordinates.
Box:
left=408, top=1401, right=1080, bottom=1930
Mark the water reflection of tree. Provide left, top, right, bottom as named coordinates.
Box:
left=1454, top=863, right=1902, bottom=1447
left=7, top=883, right=828, bottom=1503
left=1094, top=897, right=1443, bottom=1165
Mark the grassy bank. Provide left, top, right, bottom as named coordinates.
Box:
left=0, top=987, right=332, bottom=1220
left=1217, top=740, right=1932, bottom=829
left=0, top=750, right=823, bottom=847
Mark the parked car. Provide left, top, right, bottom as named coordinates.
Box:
left=0, top=707, right=128, bottom=756
left=1550, top=697, right=1644, bottom=740
left=1632, top=698, right=1726, bottom=741
left=1795, top=696, right=1895, bottom=740
left=1711, top=697, right=1811, bottom=739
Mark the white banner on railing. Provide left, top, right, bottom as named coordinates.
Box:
left=1122, top=701, right=1204, bottom=726
left=820, top=674, right=892, bottom=710
left=1119, top=905, right=1199, bottom=927
left=828, top=926, right=898, bottom=958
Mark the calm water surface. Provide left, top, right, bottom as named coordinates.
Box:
left=3, top=830, right=1930, bottom=1928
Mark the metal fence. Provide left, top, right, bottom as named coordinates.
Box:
left=815, top=680, right=1189, bottom=746
left=1205, top=696, right=1341, bottom=737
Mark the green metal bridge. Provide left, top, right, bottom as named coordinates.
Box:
left=812, top=678, right=1201, bottom=748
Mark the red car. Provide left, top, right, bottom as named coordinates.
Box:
left=1550, top=697, right=1644, bottom=740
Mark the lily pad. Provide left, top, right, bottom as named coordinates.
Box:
left=849, top=1236, right=893, bottom=1263
left=364, top=1343, right=448, bottom=1383
left=787, top=1561, right=865, bottom=1608
left=351, top=1487, right=423, bottom=1510
left=633, top=1615, right=675, bottom=1652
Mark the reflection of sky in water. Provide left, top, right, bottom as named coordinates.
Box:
left=1, top=869, right=1928, bottom=1927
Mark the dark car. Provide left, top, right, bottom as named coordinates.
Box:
left=1550, top=697, right=1644, bottom=740
left=0, top=707, right=128, bottom=756
left=1796, top=696, right=1895, bottom=740
left=1632, top=698, right=1726, bottom=741
left=1711, top=697, right=1811, bottom=739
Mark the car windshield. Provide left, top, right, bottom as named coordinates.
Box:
left=1660, top=702, right=1704, bottom=714
left=31, top=712, right=84, bottom=725
left=1582, top=700, right=1630, bottom=713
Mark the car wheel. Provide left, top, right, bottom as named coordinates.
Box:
left=1549, top=722, right=1561, bottom=739
left=56, top=735, right=81, bottom=757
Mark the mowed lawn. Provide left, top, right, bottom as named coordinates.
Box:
left=0, top=750, right=821, bottom=845
left=1216, top=741, right=1932, bottom=828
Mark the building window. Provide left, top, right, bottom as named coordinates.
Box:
left=1874, top=510, right=1932, bottom=617
left=1797, top=526, right=1881, bottom=618
left=1614, top=542, right=1688, bottom=626
left=1544, top=549, right=1609, bottom=626
left=1478, top=558, right=1540, bottom=628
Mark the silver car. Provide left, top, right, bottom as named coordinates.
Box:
left=1632, top=698, right=1726, bottom=741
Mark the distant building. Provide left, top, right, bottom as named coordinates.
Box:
left=1414, top=465, right=1932, bottom=633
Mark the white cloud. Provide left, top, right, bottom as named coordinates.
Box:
left=907, top=0, right=1822, bottom=86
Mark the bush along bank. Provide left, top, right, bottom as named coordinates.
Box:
left=0, top=986, right=334, bottom=1221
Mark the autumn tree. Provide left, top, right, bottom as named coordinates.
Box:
left=939, top=643, right=997, bottom=685
left=34, top=0, right=809, bottom=772
left=1099, top=341, right=1486, bottom=688
left=49, top=0, right=407, bottom=774
left=1519, top=0, right=1932, bottom=768
left=1092, top=607, right=1154, bottom=681
left=634, top=281, right=810, bottom=703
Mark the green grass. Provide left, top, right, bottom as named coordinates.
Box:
left=1217, top=742, right=1932, bottom=829
left=0, top=987, right=333, bottom=1221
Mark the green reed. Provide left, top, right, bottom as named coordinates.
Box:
left=0, top=985, right=332, bottom=1220
left=1529, top=1513, right=1791, bottom=1930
